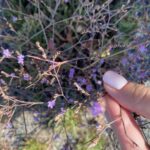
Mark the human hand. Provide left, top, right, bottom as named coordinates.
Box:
left=103, top=71, right=150, bottom=150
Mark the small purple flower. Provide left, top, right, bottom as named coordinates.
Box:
left=77, top=77, right=86, bottom=85
left=41, top=78, right=49, bottom=84
left=0, top=79, right=6, bottom=85
left=86, top=84, right=93, bottom=92
left=69, top=68, right=75, bottom=79
left=121, top=57, right=128, bottom=66
left=100, top=59, right=104, bottom=65
left=91, top=73, right=97, bottom=79
left=109, top=47, right=113, bottom=51
left=2, top=49, right=11, bottom=58
left=6, top=122, right=13, bottom=129
left=135, top=54, right=141, bottom=61
left=128, top=52, right=134, bottom=58
left=98, top=47, right=102, bottom=52
left=138, top=45, right=147, bottom=53
left=90, top=102, right=102, bottom=117
left=64, top=0, right=69, bottom=3
left=10, top=73, right=16, bottom=78
left=139, top=72, right=146, bottom=79
left=17, top=54, right=24, bottom=65
left=23, top=73, right=31, bottom=81
left=48, top=100, right=56, bottom=109
left=61, top=107, right=66, bottom=114
left=12, top=16, right=18, bottom=22
left=92, top=68, right=97, bottom=73
left=68, top=98, right=74, bottom=104
left=33, top=116, right=40, bottom=122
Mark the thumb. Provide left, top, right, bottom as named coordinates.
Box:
left=103, top=71, right=150, bottom=119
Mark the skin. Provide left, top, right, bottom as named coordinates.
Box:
left=103, top=82, right=150, bottom=150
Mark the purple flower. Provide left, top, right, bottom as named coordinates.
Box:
left=98, top=47, right=102, bottom=52
left=12, top=16, right=18, bottom=22
left=86, top=84, right=93, bottom=92
left=68, top=98, right=74, bottom=104
left=61, top=107, right=66, bottom=114
left=69, top=68, right=75, bottom=79
left=64, top=0, right=69, bottom=3
left=41, top=78, right=49, bottom=84
left=77, top=77, right=86, bottom=85
left=128, top=52, right=134, bottom=59
left=96, top=123, right=101, bottom=129
left=23, top=73, right=31, bottom=81
left=10, top=73, right=16, bottom=78
left=121, top=57, right=128, bottom=66
left=110, top=47, right=114, bottom=51
left=6, top=122, right=13, bottom=129
left=33, top=116, right=40, bottom=122
left=2, top=49, right=11, bottom=58
left=138, top=45, right=147, bottom=53
left=48, top=100, right=56, bottom=109
left=92, top=68, right=97, bottom=73
left=91, top=73, right=97, bottom=79
left=33, top=111, right=41, bottom=120
left=100, top=59, right=104, bottom=65
left=139, top=72, right=146, bottom=79
left=0, top=79, right=6, bottom=85
left=17, top=54, right=24, bottom=65
left=90, top=102, right=102, bottom=117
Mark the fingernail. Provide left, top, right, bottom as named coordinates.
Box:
left=103, top=71, right=128, bottom=90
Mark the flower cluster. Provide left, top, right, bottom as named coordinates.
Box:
left=120, top=44, right=150, bottom=82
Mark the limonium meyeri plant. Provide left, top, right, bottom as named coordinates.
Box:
left=0, top=0, right=150, bottom=149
